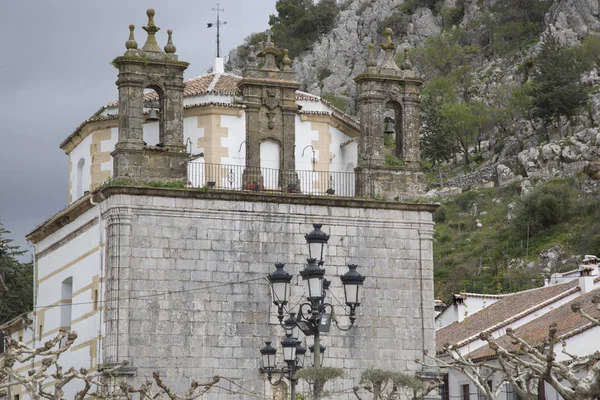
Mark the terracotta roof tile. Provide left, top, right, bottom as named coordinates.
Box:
left=212, top=74, right=241, bottom=94
left=468, top=287, right=600, bottom=361
left=436, top=280, right=580, bottom=353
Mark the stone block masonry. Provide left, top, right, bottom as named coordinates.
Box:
left=98, top=187, right=436, bottom=399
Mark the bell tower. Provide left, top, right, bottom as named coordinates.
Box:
left=111, top=9, right=190, bottom=182
left=238, top=34, right=301, bottom=191
left=354, top=29, right=425, bottom=199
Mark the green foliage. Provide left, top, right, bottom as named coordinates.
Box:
left=384, top=155, right=406, bottom=167
left=411, top=28, right=480, bottom=78
left=512, top=179, right=574, bottom=237
left=0, top=222, right=33, bottom=324
left=490, top=0, right=552, bottom=54
left=296, top=367, right=344, bottom=400
left=321, top=93, right=349, bottom=112
left=269, top=0, right=340, bottom=59
left=432, top=178, right=600, bottom=300
left=528, top=33, right=589, bottom=126
left=399, top=0, right=438, bottom=15
left=433, top=206, right=448, bottom=223
left=360, top=369, right=436, bottom=400
left=146, top=180, right=187, bottom=189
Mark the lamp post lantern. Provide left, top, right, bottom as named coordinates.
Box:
left=260, top=224, right=366, bottom=399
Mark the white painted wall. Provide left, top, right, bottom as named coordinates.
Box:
left=26, top=206, right=105, bottom=399
left=69, top=135, right=92, bottom=202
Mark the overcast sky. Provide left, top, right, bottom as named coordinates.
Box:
left=0, top=1, right=276, bottom=260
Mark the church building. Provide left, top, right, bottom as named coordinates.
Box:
left=12, top=9, right=437, bottom=399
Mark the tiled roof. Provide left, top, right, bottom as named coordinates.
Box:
left=468, top=288, right=600, bottom=361
left=436, top=280, right=580, bottom=353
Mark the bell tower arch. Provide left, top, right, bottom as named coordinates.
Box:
left=354, top=29, right=425, bottom=199
left=111, top=9, right=190, bottom=182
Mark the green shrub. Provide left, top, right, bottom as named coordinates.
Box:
left=512, top=180, right=574, bottom=237
left=455, top=190, right=478, bottom=212
left=434, top=206, right=448, bottom=223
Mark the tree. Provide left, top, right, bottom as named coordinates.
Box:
left=440, top=100, right=489, bottom=165
left=489, top=0, right=552, bottom=54
left=528, top=33, right=589, bottom=129
left=353, top=369, right=439, bottom=400
left=426, top=294, right=600, bottom=400
left=268, top=0, right=339, bottom=59
left=0, top=329, right=221, bottom=399
left=420, top=95, right=457, bottom=189
left=0, top=222, right=33, bottom=324
left=295, top=366, right=343, bottom=400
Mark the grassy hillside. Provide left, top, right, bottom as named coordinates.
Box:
left=433, top=176, right=600, bottom=300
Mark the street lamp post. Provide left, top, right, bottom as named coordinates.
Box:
left=260, top=224, right=366, bottom=399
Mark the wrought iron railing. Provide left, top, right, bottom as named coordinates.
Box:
left=187, top=162, right=358, bottom=197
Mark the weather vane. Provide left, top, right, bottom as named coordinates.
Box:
left=207, top=3, right=227, bottom=58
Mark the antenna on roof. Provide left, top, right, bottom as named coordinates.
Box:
left=207, top=3, right=227, bottom=58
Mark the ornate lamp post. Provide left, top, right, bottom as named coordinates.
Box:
left=261, top=224, right=366, bottom=399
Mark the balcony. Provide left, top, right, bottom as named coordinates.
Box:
left=187, top=162, right=359, bottom=197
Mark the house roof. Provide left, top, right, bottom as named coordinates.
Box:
left=467, top=288, right=600, bottom=361
left=435, top=280, right=580, bottom=353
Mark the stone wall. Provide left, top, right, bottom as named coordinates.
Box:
left=99, top=188, right=436, bottom=399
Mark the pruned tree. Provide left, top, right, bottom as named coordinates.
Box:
left=424, top=294, right=600, bottom=400
left=296, top=366, right=344, bottom=400
left=353, top=369, right=439, bottom=400
left=0, top=329, right=220, bottom=399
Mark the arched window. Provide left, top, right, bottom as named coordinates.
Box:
left=61, top=277, right=73, bottom=330
left=384, top=101, right=403, bottom=159
left=76, top=158, right=85, bottom=199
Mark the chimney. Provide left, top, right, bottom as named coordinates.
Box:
left=214, top=57, right=225, bottom=74
left=579, top=267, right=594, bottom=294
left=452, top=294, right=467, bottom=323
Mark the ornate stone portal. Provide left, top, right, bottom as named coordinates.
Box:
left=354, top=29, right=425, bottom=199
left=111, top=9, right=190, bottom=183
left=237, top=34, right=301, bottom=191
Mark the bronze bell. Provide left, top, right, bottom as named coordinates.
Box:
left=384, top=119, right=395, bottom=134
left=146, top=108, right=160, bottom=121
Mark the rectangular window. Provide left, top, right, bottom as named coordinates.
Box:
left=462, top=384, right=470, bottom=400
left=93, top=289, right=99, bottom=311
left=14, top=395, right=20, bottom=400
left=439, top=374, right=449, bottom=400
left=38, top=325, right=43, bottom=341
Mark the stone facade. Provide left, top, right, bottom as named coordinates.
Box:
left=111, top=10, right=190, bottom=183
left=238, top=35, right=301, bottom=190
left=354, top=29, right=425, bottom=199
left=96, top=186, right=436, bottom=398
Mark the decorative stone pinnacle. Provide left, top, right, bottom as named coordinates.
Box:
left=381, top=28, right=396, bottom=51
left=125, top=24, right=138, bottom=50
left=367, top=43, right=377, bottom=68
left=402, top=47, right=413, bottom=70
left=282, top=49, right=292, bottom=71
left=164, top=29, right=176, bottom=54
left=141, top=8, right=164, bottom=53
left=266, top=31, right=274, bottom=47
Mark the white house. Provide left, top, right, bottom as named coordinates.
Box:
left=435, top=256, right=600, bottom=400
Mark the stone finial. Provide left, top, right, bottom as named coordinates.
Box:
left=282, top=49, right=292, bottom=71
left=141, top=8, right=164, bottom=54
left=401, top=47, right=413, bottom=70
left=367, top=43, right=377, bottom=68
left=258, top=30, right=281, bottom=72
left=125, top=24, right=138, bottom=50
left=379, top=28, right=401, bottom=73
left=381, top=28, right=396, bottom=51
left=164, top=29, right=176, bottom=54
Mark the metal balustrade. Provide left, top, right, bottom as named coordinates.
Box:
left=187, top=162, right=359, bottom=197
